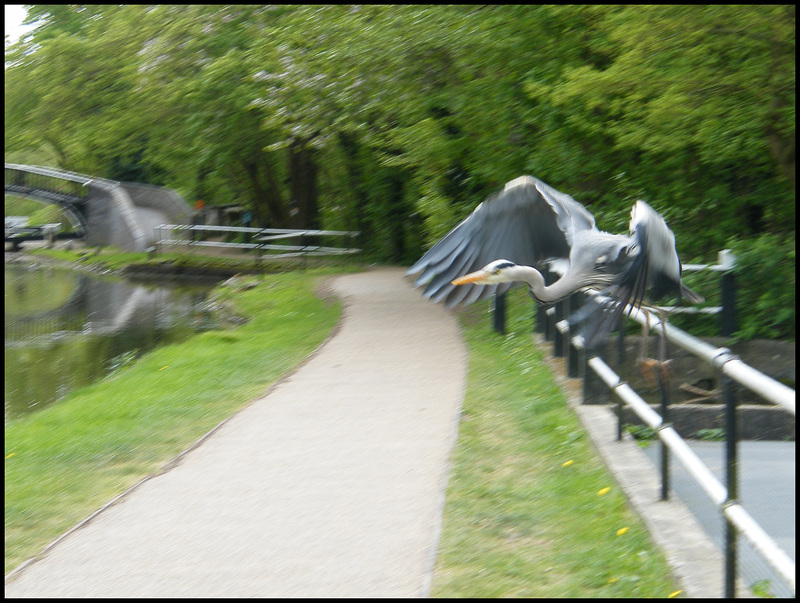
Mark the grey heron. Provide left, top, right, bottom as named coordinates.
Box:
left=408, top=175, right=703, bottom=358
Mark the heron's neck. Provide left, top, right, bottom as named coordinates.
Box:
left=508, top=265, right=574, bottom=304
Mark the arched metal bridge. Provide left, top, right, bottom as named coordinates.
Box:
left=5, top=164, right=193, bottom=251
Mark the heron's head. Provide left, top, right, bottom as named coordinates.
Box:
left=451, top=259, right=518, bottom=285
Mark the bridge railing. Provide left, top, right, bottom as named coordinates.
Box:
left=5, top=164, right=94, bottom=203
left=153, top=224, right=361, bottom=259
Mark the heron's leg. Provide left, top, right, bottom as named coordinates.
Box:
left=638, top=311, right=650, bottom=363
left=638, top=310, right=658, bottom=384
left=639, top=308, right=673, bottom=385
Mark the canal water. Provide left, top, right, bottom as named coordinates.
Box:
left=5, top=263, right=221, bottom=422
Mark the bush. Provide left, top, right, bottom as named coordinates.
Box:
left=727, top=233, right=795, bottom=341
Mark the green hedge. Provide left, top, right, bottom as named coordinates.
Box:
left=728, top=234, right=795, bottom=341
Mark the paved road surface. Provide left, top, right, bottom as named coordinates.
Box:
left=5, top=268, right=468, bottom=597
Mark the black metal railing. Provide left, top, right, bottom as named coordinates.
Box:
left=486, top=250, right=794, bottom=597
left=562, top=308, right=792, bottom=597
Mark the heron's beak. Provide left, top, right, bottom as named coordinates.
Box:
left=451, top=270, right=489, bottom=286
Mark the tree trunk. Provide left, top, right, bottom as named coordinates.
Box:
left=767, top=130, right=795, bottom=189
left=238, top=156, right=288, bottom=228
left=46, top=136, right=70, bottom=170
left=385, top=170, right=407, bottom=261
left=337, top=131, right=369, bottom=249
left=288, top=139, right=319, bottom=229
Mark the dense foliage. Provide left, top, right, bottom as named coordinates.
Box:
left=5, top=5, right=795, bottom=339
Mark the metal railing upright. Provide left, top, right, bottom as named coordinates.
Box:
left=484, top=249, right=794, bottom=597
left=561, top=300, right=794, bottom=597
left=587, top=347, right=794, bottom=597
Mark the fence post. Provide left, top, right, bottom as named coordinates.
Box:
left=656, top=367, right=671, bottom=501
left=567, top=332, right=581, bottom=379
left=545, top=306, right=555, bottom=342
left=535, top=298, right=547, bottom=334
left=553, top=298, right=566, bottom=357
left=719, top=249, right=737, bottom=337
left=44, top=225, right=57, bottom=248
left=494, top=291, right=506, bottom=335
left=582, top=344, right=606, bottom=405
left=615, top=319, right=628, bottom=440
left=722, top=372, right=739, bottom=598
left=565, top=292, right=587, bottom=376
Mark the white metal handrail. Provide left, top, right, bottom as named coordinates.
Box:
left=573, top=289, right=794, bottom=414
left=622, top=304, right=794, bottom=414
left=573, top=285, right=795, bottom=596
left=589, top=356, right=796, bottom=594
left=154, top=224, right=361, bottom=258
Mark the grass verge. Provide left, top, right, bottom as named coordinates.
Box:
left=430, top=287, right=681, bottom=597
left=5, top=268, right=344, bottom=574
left=26, top=245, right=355, bottom=274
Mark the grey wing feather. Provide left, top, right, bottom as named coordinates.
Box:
left=407, top=176, right=597, bottom=307
left=627, top=200, right=702, bottom=303
left=579, top=201, right=703, bottom=346
left=530, top=177, right=596, bottom=245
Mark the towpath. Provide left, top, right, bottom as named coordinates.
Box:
left=5, top=267, right=468, bottom=597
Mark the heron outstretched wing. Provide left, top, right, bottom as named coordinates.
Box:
left=627, top=200, right=704, bottom=304
left=578, top=200, right=704, bottom=345
left=407, top=176, right=596, bottom=308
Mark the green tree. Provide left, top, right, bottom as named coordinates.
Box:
left=525, top=5, right=795, bottom=252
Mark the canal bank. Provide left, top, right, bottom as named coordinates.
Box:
left=5, top=265, right=343, bottom=575
left=6, top=244, right=792, bottom=596
left=5, top=257, right=224, bottom=421
left=6, top=238, right=350, bottom=284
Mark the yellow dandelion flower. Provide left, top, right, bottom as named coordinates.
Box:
left=616, top=527, right=629, bottom=536
left=668, top=590, right=682, bottom=598
left=562, top=459, right=574, bottom=467
left=597, top=487, right=611, bottom=496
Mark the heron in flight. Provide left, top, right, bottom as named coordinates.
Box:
left=408, top=175, right=703, bottom=358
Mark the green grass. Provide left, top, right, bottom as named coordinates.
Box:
left=28, top=244, right=365, bottom=275
left=4, top=268, right=344, bottom=574
left=28, top=246, right=278, bottom=273
left=431, top=288, right=681, bottom=597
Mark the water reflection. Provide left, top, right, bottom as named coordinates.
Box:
left=5, top=265, right=218, bottom=421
